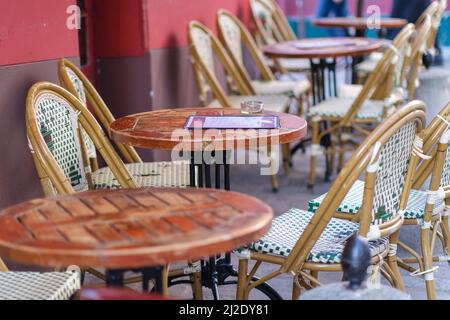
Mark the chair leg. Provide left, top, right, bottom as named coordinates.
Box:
left=0, top=258, right=8, bottom=272
left=421, top=224, right=437, bottom=300
left=387, top=232, right=405, bottom=291
left=269, top=146, right=279, bottom=192
left=292, top=277, right=301, bottom=300
left=236, top=259, right=249, bottom=300
left=190, top=270, right=203, bottom=300
left=338, top=127, right=349, bottom=172
left=282, top=144, right=291, bottom=175
left=310, top=270, right=319, bottom=288
left=440, top=214, right=450, bottom=258
left=308, top=119, right=320, bottom=189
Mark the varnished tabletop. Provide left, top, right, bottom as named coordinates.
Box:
left=263, top=37, right=383, bottom=60
left=0, top=188, right=273, bottom=269
left=110, top=108, right=307, bottom=151
left=312, top=17, right=407, bottom=30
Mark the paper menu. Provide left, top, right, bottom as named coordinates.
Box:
left=292, top=40, right=355, bottom=50
left=184, top=115, right=280, bottom=129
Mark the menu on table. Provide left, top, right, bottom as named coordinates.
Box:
left=292, top=40, right=355, bottom=50
left=184, top=115, right=280, bottom=129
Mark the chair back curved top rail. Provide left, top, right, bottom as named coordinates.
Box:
left=284, top=101, right=426, bottom=273
left=416, top=1, right=439, bottom=30
left=414, top=102, right=450, bottom=189
left=249, top=0, right=285, bottom=47
left=188, top=21, right=254, bottom=107
left=258, top=0, right=297, bottom=41
left=342, top=24, right=416, bottom=125
left=217, top=9, right=276, bottom=90
left=26, top=82, right=137, bottom=196
left=58, top=59, right=142, bottom=164
left=407, top=15, right=432, bottom=100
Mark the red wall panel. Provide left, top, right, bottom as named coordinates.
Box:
left=0, top=0, right=79, bottom=66
left=93, top=0, right=147, bottom=57
left=144, top=0, right=250, bottom=50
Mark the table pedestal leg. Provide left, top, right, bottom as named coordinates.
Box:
left=292, top=59, right=336, bottom=178
left=106, top=267, right=165, bottom=294
left=180, top=151, right=280, bottom=300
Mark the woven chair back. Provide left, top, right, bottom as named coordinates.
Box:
left=26, top=82, right=137, bottom=195
left=188, top=21, right=254, bottom=107
left=250, top=0, right=284, bottom=47
left=217, top=9, right=276, bottom=89
left=414, top=102, right=450, bottom=189
left=58, top=59, right=142, bottom=164
left=343, top=24, right=415, bottom=125
left=283, top=101, right=426, bottom=272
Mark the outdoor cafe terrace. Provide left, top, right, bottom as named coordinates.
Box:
left=0, top=0, right=449, bottom=305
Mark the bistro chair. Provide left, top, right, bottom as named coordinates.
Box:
left=341, top=16, right=432, bottom=103
left=58, top=59, right=190, bottom=191
left=308, top=102, right=450, bottom=300
left=0, top=266, right=81, bottom=300
left=257, top=0, right=297, bottom=42
left=249, top=0, right=310, bottom=75
left=356, top=1, right=441, bottom=80
left=307, top=24, right=416, bottom=188
left=216, top=10, right=311, bottom=117
left=235, top=101, right=426, bottom=299
left=26, top=82, right=202, bottom=298
left=188, top=20, right=293, bottom=191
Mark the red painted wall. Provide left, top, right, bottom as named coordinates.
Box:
left=0, top=0, right=79, bottom=66
left=278, top=0, right=449, bottom=17
left=93, top=0, right=147, bottom=57
left=279, top=0, right=392, bottom=16
left=93, top=0, right=250, bottom=57
left=144, top=0, right=250, bottom=49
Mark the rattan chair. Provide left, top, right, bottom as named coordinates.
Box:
left=307, top=24, right=416, bottom=188
left=356, top=1, right=442, bottom=79
left=235, top=101, right=426, bottom=300
left=249, top=0, right=310, bottom=75
left=308, top=102, right=450, bottom=300
left=217, top=9, right=311, bottom=118
left=343, top=17, right=431, bottom=103
left=188, top=21, right=293, bottom=191
left=58, top=59, right=190, bottom=192
left=0, top=266, right=81, bottom=300
left=26, top=82, right=202, bottom=298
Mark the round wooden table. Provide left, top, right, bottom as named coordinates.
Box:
left=264, top=37, right=383, bottom=104
left=311, top=17, right=407, bottom=32
left=111, top=108, right=308, bottom=190
left=0, top=187, right=273, bottom=293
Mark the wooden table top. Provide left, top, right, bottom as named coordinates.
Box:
left=263, top=37, right=383, bottom=60
left=311, top=17, right=408, bottom=30
left=0, top=188, right=273, bottom=269
left=110, top=108, right=307, bottom=151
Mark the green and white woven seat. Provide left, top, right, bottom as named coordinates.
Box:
left=267, top=58, right=311, bottom=72
left=338, top=84, right=364, bottom=99
left=251, top=79, right=310, bottom=97
left=34, top=92, right=190, bottom=193
left=307, top=97, right=384, bottom=121
left=308, top=180, right=441, bottom=220
left=0, top=270, right=80, bottom=300
left=356, top=52, right=383, bottom=74
left=250, top=208, right=389, bottom=264
left=209, top=94, right=290, bottom=112
left=92, top=161, right=190, bottom=189
left=63, top=67, right=190, bottom=190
